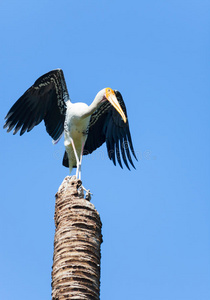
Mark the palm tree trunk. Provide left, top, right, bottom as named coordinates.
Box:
left=52, top=176, right=103, bottom=300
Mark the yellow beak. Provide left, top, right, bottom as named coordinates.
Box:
left=106, top=88, right=127, bottom=123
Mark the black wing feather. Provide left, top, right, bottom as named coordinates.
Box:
left=84, top=90, right=137, bottom=170
left=116, top=139, right=123, bottom=168
left=4, top=69, right=69, bottom=141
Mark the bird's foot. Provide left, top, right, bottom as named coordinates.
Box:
left=81, top=185, right=93, bottom=201
left=69, top=175, right=92, bottom=200
left=85, top=189, right=92, bottom=201
left=77, top=184, right=93, bottom=201
left=78, top=186, right=84, bottom=198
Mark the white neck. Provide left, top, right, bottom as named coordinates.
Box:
left=81, top=91, right=104, bottom=119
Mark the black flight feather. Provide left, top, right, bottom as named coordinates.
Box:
left=4, top=69, right=69, bottom=142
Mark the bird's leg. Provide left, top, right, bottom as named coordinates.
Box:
left=78, top=142, right=93, bottom=199
left=70, top=137, right=80, bottom=179
left=78, top=142, right=85, bottom=180
left=69, top=138, right=91, bottom=198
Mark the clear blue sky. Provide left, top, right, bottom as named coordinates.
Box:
left=1, top=1, right=210, bottom=299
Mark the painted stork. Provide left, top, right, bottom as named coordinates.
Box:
left=4, top=69, right=137, bottom=179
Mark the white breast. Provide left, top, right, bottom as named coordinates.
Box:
left=64, top=102, right=91, bottom=145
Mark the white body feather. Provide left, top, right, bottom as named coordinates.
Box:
left=64, top=101, right=91, bottom=173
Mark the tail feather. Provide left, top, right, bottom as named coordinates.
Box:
left=62, top=151, right=69, bottom=168
left=62, top=151, right=76, bottom=170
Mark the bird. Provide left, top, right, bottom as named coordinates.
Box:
left=4, top=69, right=137, bottom=179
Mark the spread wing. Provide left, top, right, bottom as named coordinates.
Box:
left=83, top=90, right=137, bottom=170
left=3, top=69, right=69, bottom=143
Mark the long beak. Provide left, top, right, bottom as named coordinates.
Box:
left=106, top=88, right=127, bottom=123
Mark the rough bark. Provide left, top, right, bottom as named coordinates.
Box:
left=52, top=176, right=103, bottom=300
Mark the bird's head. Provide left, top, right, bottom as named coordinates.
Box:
left=97, top=88, right=127, bottom=123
